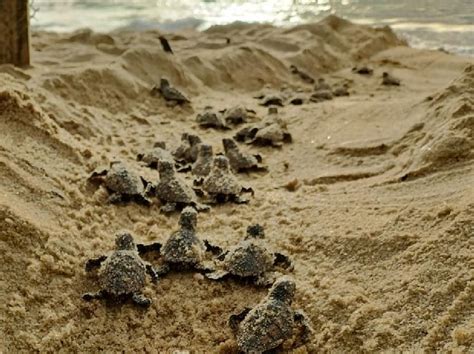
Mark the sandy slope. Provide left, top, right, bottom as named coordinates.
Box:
left=0, top=16, right=473, bottom=352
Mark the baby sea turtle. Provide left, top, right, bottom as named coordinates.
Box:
left=140, top=207, right=214, bottom=275
left=290, top=65, right=315, bottom=84
left=333, top=83, right=350, bottom=97
left=156, top=160, right=208, bottom=213
left=221, top=105, right=254, bottom=126
left=234, top=109, right=292, bottom=147
left=352, top=65, right=373, bottom=75
left=252, top=117, right=293, bottom=147
left=83, top=232, right=158, bottom=307
left=222, top=138, right=266, bottom=173
left=152, top=78, right=190, bottom=104
left=197, top=155, right=254, bottom=204
left=229, top=276, right=313, bottom=353
left=137, top=141, right=174, bottom=169
left=205, top=224, right=292, bottom=285
left=259, top=94, right=284, bottom=107
left=382, top=72, right=401, bottom=86
left=192, top=144, right=213, bottom=177
left=88, top=161, right=152, bottom=205
left=196, top=110, right=229, bottom=130
left=173, top=133, right=202, bottom=165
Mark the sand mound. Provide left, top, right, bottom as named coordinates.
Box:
left=1, top=16, right=473, bottom=352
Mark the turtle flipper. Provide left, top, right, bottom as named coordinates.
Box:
left=205, top=269, right=229, bottom=280
left=137, top=242, right=162, bottom=255
left=273, top=252, right=293, bottom=271
left=82, top=289, right=106, bottom=302
left=132, top=293, right=152, bottom=308
left=228, top=307, right=252, bottom=333
left=107, top=192, right=123, bottom=204
left=85, top=255, right=107, bottom=272
left=293, top=310, right=314, bottom=346
left=203, top=240, right=224, bottom=256
left=156, top=263, right=171, bottom=276
left=146, top=264, right=159, bottom=283
left=161, top=203, right=177, bottom=213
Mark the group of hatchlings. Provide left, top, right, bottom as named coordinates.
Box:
left=82, top=76, right=334, bottom=352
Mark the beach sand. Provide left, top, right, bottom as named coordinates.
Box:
left=1, top=15, right=473, bottom=352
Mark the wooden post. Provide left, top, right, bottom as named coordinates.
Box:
left=0, top=0, right=30, bottom=66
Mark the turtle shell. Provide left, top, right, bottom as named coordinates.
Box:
left=203, top=172, right=241, bottom=196
left=139, top=148, right=173, bottom=168
left=162, top=228, right=206, bottom=265
left=99, top=251, right=146, bottom=296
left=104, top=164, right=144, bottom=196
left=156, top=175, right=196, bottom=204
left=236, top=300, right=294, bottom=352
left=224, top=241, right=274, bottom=277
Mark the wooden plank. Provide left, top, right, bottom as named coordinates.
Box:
left=0, top=0, right=30, bottom=66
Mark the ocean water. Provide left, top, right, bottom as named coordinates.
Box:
left=32, top=0, right=474, bottom=56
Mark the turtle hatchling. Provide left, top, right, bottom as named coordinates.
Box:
left=151, top=78, right=190, bottom=105
left=137, top=141, right=174, bottom=169
left=82, top=232, right=158, bottom=307
left=192, top=144, right=213, bottom=177
left=259, top=94, right=284, bottom=107
left=88, top=161, right=152, bottom=205
left=222, top=138, right=266, bottom=173
left=382, top=72, right=401, bottom=86
left=156, top=160, right=208, bottom=213
left=221, top=105, right=253, bottom=126
left=205, top=224, right=292, bottom=285
left=196, top=109, right=229, bottom=130
left=197, top=155, right=254, bottom=204
left=229, top=276, right=313, bottom=353
left=173, top=133, right=203, bottom=165
left=139, top=207, right=214, bottom=275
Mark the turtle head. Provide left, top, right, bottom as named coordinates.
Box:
left=160, top=78, right=170, bottom=88
left=179, top=206, right=198, bottom=230
left=222, top=138, right=237, bottom=152
left=213, top=155, right=230, bottom=172
left=115, top=232, right=136, bottom=251
left=269, top=276, right=296, bottom=304
left=159, top=160, right=175, bottom=178
left=188, top=134, right=202, bottom=146
left=246, top=224, right=265, bottom=239
left=198, top=144, right=213, bottom=157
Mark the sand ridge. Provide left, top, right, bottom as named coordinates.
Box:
left=1, top=15, right=473, bottom=352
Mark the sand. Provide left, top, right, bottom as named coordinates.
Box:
left=0, top=15, right=473, bottom=352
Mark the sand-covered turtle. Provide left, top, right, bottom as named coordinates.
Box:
left=229, top=277, right=313, bottom=353
left=382, top=72, right=401, bottom=86
left=333, top=83, right=350, bottom=97
left=138, top=207, right=214, bottom=275
left=137, top=141, right=174, bottom=169
left=192, top=144, right=213, bottom=177
left=205, top=224, right=292, bottom=285
left=196, top=110, right=229, bottom=130
left=173, top=133, right=203, bottom=165
left=221, top=105, right=254, bottom=126
left=82, top=232, right=158, bottom=307
left=290, top=65, right=315, bottom=84
left=352, top=65, right=373, bottom=75
left=156, top=160, right=209, bottom=212
left=310, top=78, right=333, bottom=102
left=151, top=78, right=190, bottom=104
left=259, top=94, right=284, bottom=107
left=234, top=109, right=292, bottom=147
left=196, top=155, right=254, bottom=204
left=222, top=138, right=266, bottom=173
left=88, top=161, right=152, bottom=205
